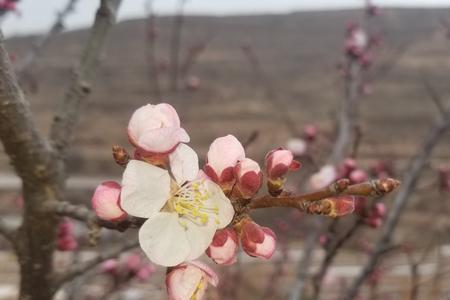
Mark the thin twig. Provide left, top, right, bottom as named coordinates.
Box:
left=49, top=0, right=122, bottom=156
left=16, top=0, right=79, bottom=74
left=342, top=103, right=450, bottom=300
left=46, top=201, right=144, bottom=231
left=248, top=178, right=400, bottom=210
left=52, top=239, right=139, bottom=290
left=288, top=218, right=321, bottom=300
left=420, top=70, right=447, bottom=118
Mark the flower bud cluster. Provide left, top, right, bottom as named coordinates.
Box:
left=100, top=252, right=156, bottom=283
left=57, top=219, right=78, bottom=252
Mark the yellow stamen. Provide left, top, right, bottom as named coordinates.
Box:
left=170, top=180, right=219, bottom=228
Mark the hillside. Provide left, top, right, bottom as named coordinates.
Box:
left=2, top=8, right=450, bottom=177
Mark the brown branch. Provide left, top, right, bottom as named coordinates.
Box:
left=0, top=32, right=53, bottom=182
left=53, top=239, right=139, bottom=290
left=49, top=0, right=122, bottom=156
left=46, top=201, right=144, bottom=232
left=248, top=178, right=400, bottom=210
left=312, top=218, right=364, bottom=298
left=330, top=59, right=361, bottom=164
left=342, top=103, right=450, bottom=300
left=16, top=0, right=79, bottom=74
left=288, top=218, right=322, bottom=300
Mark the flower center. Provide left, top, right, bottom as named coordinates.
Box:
left=171, top=180, right=219, bottom=228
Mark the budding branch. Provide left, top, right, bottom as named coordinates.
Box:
left=247, top=178, right=400, bottom=210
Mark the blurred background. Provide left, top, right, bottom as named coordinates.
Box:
left=1, top=0, right=450, bottom=299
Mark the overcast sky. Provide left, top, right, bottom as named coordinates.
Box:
left=2, top=0, right=450, bottom=37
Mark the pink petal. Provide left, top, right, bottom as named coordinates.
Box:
left=206, top=135, right=245, bottom=178
left=138, top=127, right=186, bottom=153
left=155, top=103, right=181, bottom=127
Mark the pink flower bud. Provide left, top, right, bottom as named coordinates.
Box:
left=338, top=158, right=357, bottom=178
left=100, top=259, right=119, bottom=274
left=319, top=234, right=329, bottom=247
left=58, top=220, right=74, bottom=237
left=57, top=236, right=78, bottom=252
left=91, top=181, right=126, bottom=221
left=125, top=253, right=142, bottom=274
left=286, top=138, right=307, bottom=156
left=234, top=158, right=263, bottom=199
left=204, top=135, right=245, bottom=192
left=309, top=165, right=337, bottom=190
left=166, top=261, right=218, bottom=300
left=240, top=220, right=277, bottom=259
left=265, top=148, right=300, bottom=180
left=303, top=124, right=318, bottom=141
left=136, top=264, right=156, bottom=282
left=127, top=103, right=190, bottom=155
left=365, top=216, right=383, bottom=229
left=206, top=228, right=238, bottom=265
left=186, top=75, right=201, bottom=91
left=57, top=219, right=78, bottom=251
left=373, top=202, right=386, bottom=218
left=349, top=169, right=368, bottom=184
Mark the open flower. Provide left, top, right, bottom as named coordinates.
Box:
left=240, top=220, right=276, bottom=259
left=120, top=145, right=234, bottom=267
left=204, top=135, right=245, bottom=192
left=206, top=228, right=238, bottom=265
left=91, top=181, right=126, bottom=221
left=166, top=261, right=218, bottom=300
left=127, top=103, right=190, bottom=155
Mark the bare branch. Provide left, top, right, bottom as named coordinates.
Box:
left=343, top=103, right=450, bottom=300
left=49, top=0, right=122, bottom=156
left=46, top=201, right=144, bottom=232
left=288, top=219, right=321, bottom=300
left=329, top=60, right=361, bottom=164
left=248, top=178, right=400, bottom=210
left=0, top=32, right=52, bottom=180
left=53, top=239, right=139, bottom=290
left=419, top=71, right=447, bottom=118
left=16, top=0, right=79, bottom=74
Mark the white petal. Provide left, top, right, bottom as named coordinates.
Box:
left=169, top=144, right=199, bottom=185
left=138, top=212, right=190, bottom=266
left=206, top=181, right=234, bottom=229
left=120, top=160, right=171, bottom=218
left=184, top=219, right=217, bottom=261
